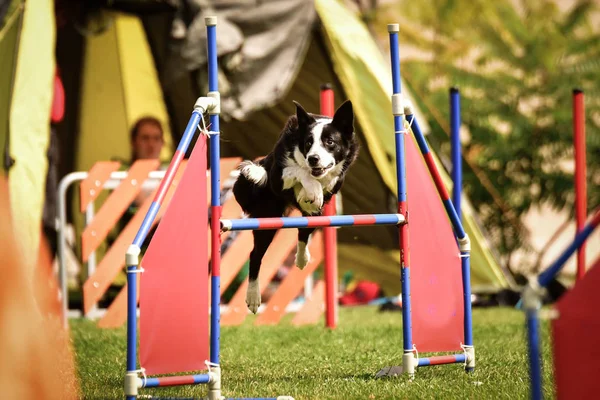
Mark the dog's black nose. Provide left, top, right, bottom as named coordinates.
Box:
left=307, top=155, right=320, bottom=166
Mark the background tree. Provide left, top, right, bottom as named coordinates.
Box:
left=371, top=0, right=600, bottom=273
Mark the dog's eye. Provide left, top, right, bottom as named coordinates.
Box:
left=326, top=138, right=334, bottom=146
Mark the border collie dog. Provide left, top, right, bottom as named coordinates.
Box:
left=232, top=100, right=359, bottom=313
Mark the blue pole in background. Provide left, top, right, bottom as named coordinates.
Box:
left=450, top=87, right=462, bottom=222
left=527, top=309, right=542, bottom=400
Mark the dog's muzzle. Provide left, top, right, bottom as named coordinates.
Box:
left=310, top=163, right=334, bottom=177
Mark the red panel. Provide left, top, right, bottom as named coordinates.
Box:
left=407, top=136, right=464, bottom=352
left=553, top=257, right=600, bottom=399
left=140, top=136, right=209, bottom=375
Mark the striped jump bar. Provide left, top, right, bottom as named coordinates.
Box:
left=147, top=397, right=286, bottom=400
left=220, top=213, right=406, bottom=232
left=417, top=354, right=467, bottom=367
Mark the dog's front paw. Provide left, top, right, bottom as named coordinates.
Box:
left=306, top=180, right=324, bottom=208
left=295, top=242, right=311, bottom=269
left=297, top=182, right=323, bottom=214
left=298, top=194, right=321, bottom=215
left=246, top=280, right=261, bottom=314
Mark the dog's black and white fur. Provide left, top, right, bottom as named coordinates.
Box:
left=232, top=100, right=359, bottom=313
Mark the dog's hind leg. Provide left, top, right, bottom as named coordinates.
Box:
left=246, top=229, right=277, bottom=314
left=296, top=226, right=316, bottom=269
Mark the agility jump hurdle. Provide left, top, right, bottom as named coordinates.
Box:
left=217, top=23, right=476, bottom=378
left=522, top=208, right=600, bottom=400
left=521, top=90, right=599, bottom=400
left=123, top=17, right=475, bottom=399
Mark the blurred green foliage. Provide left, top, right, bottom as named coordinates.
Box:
left=373, top=0, right=600, bottom=270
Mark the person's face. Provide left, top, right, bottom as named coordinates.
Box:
left=133, top=122, right=163, bottom=160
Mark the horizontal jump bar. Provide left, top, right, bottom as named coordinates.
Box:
left=147, top=396, right=293, bottom=399
left=224, top=398, right=294, bottom=400
left=142, top=373, right=210, bottom=388
left=417, top=354, right=466, bottom=367
left=220, top=213, right=406, bottom=232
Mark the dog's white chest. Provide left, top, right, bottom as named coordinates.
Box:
left=282, top=157, right=343, bottom=215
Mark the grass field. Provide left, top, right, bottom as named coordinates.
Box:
left=72, top=306, right=554, bottom=400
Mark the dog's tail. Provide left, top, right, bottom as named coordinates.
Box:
left=238, top=160, right=268, bottom=187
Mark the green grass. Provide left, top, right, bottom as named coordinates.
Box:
left=72, top=306, right=554, bottom=399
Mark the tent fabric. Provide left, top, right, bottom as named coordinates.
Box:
left=72, top=11, right=176, bottom=265
left=316, top=0, right=406, bottom=193
left=151, top=0, right=511, bottom=293
left=76, top=12, right=173, bottom=173
left=163, top=0, right=317, bottom=120
left=0, top=0, right=22, bottom=174
left=8, top=0, right=55, bottom=279
left=315, top=0, right=514, bottom=293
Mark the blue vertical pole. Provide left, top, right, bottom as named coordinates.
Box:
left=527, top=309, right=542, bottom=400
left=462, top=251, right=473, bottom=348
left=206, top=16, right=221, bottom=367
left=450, top=87, right=461, bottom=222
left=388, top=24, right=413, bottom=360
left=126, top=262, right=137, bottom=400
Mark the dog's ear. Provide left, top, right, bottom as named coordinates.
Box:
left=293, top=101, right=314, bottom=127
left=331, top=100, right=354, bottom=137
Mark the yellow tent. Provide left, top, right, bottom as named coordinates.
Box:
left=1, top=0, right=54, bottom=279
left=75, top=12, right=173, bottom=172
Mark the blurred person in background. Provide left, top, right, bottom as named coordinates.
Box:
left=108, top=116, right=167, bottom=252
left=130, top=116, right=165, bottom=164
left=128, top=116, right=166, bottom=208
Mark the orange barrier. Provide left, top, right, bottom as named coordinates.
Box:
left=83, top=161, right=187, bottom=316
left=95, top=159, right=243, bottom=328
left=292, top=280, right=326, bottom=326
left=220, top=225, right=299, bottom=325
left=256, top=231, right=324, bottom=325
left=81, top=160, right=159, bottom=262
left=95, top=165, right=186, bottom=328
left=62, top=157, right=331, bottom=329
left=79, top=161, right=121, bottom=212
left=63, top=158, right=241, bottom=327
left=219, top=216, right=326, bottom=327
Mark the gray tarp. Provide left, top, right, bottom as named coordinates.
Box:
left=163, top=0, right=317, bottom=120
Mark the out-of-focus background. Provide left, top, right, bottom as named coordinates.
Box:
left=0, top=0, right=598, bottom=397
